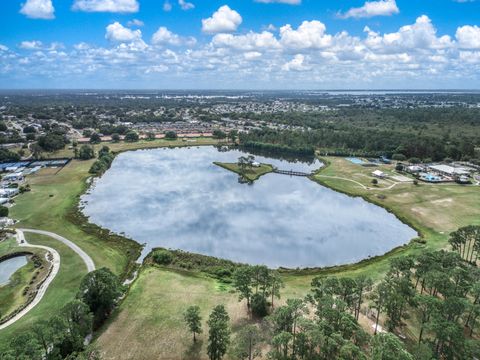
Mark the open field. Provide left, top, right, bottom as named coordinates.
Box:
left=213, top=161, right=274, bottom=181
left=96, top=266, right=310, bottom=360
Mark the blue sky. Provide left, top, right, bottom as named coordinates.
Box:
left=1, top=0, right=480, bottom=89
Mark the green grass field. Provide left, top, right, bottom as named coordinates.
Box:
left=213, top=162, right=274, bottom=181
left=0, top=233, right=87, bottom=347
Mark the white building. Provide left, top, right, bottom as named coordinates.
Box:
left=372, top=170, right=386, bottom=178
left=0, top=188, right=19, bottom=198
left=428, top=164, right=470, bottom=176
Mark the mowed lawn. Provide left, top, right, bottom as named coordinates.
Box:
left=0, top=233, right=87, bottom=347
left=10, top=160, right=132, bottom=275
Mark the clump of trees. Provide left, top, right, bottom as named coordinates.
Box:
left=0, top=205, right=9, bottom=217
left=0, top=148, right=20, bottom=162
left=213, top=129, right=226, bottom=140
left=124, top=131, right=139, bottom=142
left=89, top=146, right=114, bottom=176
left=232, top=265, right=284, bottom=318
left=179, top=233, right=480, bottom=359
left=37, top=131, right=68, bottom=152
left=165, top=131, right=177, bottom=140
left=77, top=145, right=95, bottom=160
left=449, top=225, right=480, bottom=263
left=1, top=268, right=122, bottom=359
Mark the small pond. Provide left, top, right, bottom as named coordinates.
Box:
left=0, top=255, right=28, bottom=286
left=81, top=147, right=417, bottom=268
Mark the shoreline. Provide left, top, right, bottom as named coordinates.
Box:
left=79, top=144, right=421, bottom=275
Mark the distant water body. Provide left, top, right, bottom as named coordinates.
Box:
left=82, top=147, right=416, bottom=268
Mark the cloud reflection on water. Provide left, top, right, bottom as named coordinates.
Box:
left=82, top=147, right=417, bottom=268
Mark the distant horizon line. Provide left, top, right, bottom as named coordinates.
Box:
left=1, top=88, right=480, bottom=92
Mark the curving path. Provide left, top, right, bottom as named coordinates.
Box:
left=315, top=174, right=404, bottom=191
left=0, top=229, right=95, bottom=330
left=19, top=229, right=95, bottom=272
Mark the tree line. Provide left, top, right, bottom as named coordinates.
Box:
left=180, top=226, right=480, bottom=360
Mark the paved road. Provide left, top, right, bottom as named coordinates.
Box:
left=0, top=229, right=95, bottom=330
left=19, top=228, right=95, bottom=272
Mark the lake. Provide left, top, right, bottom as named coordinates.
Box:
left=0, top=255, right=28, bottom=286
left=81, top=146, right=417, bottom=268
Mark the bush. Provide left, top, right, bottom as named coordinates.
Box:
left=371, top=178, right=378, bottom=185
left=165, top=131, right=177, bottom=140
left=111, top=133, right=120, bottom=142
left=212, top=129, right=226, bottom=139
left=392, top=153, right=406, bottom=161
left=124, top=131, right=139, bottom=142
left=152, top=250, right=173, bottom=265
left=395, top=164, right=404, bottom=171
left=90, top=133, right=102, bottom=144
left=0, top=206, right=9, bottom=217
left=250, top=293, right=268, bottom=318
left=78, top=145, right=95, bottom=160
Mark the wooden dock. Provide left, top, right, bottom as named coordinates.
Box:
left=273, top=169, right=311, bottom=177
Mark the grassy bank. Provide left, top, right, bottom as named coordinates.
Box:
left=0, top=233, right=87, bottom=347
left=0, top=237, right=51, bottom=322
left=213, top=161, right=274, bottom=181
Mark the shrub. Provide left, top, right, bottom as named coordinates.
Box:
left=165, top=131, right=177, bottom=140
left=250, top=293, right=268, bottom=318
left=78, top=145, right=95, bottom=160
left=90, top=133, right=102, bottom=144
left=0, top=206, right=8, bottom=217
left=392, top=153, right=406, bottom=161
left=152, top=250, right=173, bottom=265
left=124, top=131, right=139, bottom=142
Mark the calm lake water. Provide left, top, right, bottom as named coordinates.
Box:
left=82, top=147, right=416, bottom=268
left=0, top=256, right=28, bottom=286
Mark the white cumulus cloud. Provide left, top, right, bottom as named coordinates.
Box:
left=282, top=54, right=310, bottom=71
left=456, top=25, right=480, bottom=49
left=340, top=0, right=399, bottom=19
left=152, top=27, right=196, bottom=46
left=20, top=0, right=54, bottom=19
left=73, top=0, right=139, bottom=13
left=364, top=15, right=453, bottom=52
left=212, top=31, right=280, bottom=51
left=202, top=5, right=242, bottom=34
left=106, top=22, right=142, bottom=42
left=280, top=21, right=332, bottom=50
